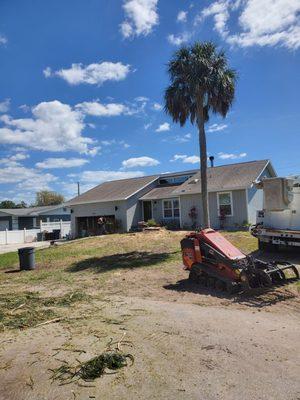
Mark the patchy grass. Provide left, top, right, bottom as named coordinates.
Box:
left=0, top=230, right=260, bottom=331
left=222, top=230, right=258, bottom=254
left=0, top=230, right=258, bottom=287
left=0, top=290, right=91, bottom=331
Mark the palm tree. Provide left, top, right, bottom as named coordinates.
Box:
left=164, top=42, right=236, bottom=228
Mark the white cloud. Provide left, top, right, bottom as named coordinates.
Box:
left=218, top=152, right=247, bottom=160
left=176, top=133, right=192, bottom=143
left=0, top=100, right=97, bottom=154
left=177, top=10, right=188, bottom=23
left=197, top=0, right=300, bottom=50
left=144, top=123, right=152, bottom=130
left=122, top=156, right=160, bottom=168
left=155, top=122, right=170, bottom=132
left=0, top=34, right=7, bottom=45
left=135, top=96, right=149, bottom=102
left=76, top=101, right=131, bottom=117
left=0, top=164, right=56, bottom=189
left=170, top=154, right=200, bottom=164
left=36, top=158, right=89, bottom=169
left=43, top=66, right=52, bottom=78
left=120, top=0, right=159, bottom=38
left=87, top=146, right=101, bottom=157
left=152, top=102, right=162, bottom=111
left=163, top=133, right=192, bottom=143
left=44, top=61, right=131, bottom=85
left=167, top=32, right=191, bottom=46
left=0, top=153, right=29, bottom=167
left=207, top=123, right=228, bottom=133
left=101, top=139, right=130, bottom=148
left=0, top=99, right=10, bottom=113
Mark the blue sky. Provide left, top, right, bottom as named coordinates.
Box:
left=0, top=0, right=299, bottom=203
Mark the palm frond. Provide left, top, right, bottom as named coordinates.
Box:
left=164, top=41, right=237, bottom=127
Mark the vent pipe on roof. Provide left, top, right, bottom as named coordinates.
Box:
left=209, top=156, right=214, bottom=168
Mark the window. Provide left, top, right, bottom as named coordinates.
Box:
left=163, top=199, right=180, bottom=219
left=217, top=192, right=233, bottom=216
left=159, top=175, right=192, bottom=186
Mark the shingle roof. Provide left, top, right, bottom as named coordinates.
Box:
left=66, top=175, right=159, bottom=205
left=140, top=185, right=181, bottom=200
left=65, top=160, right=274, bottom=206
left=172, top=160, right=272, bottom=195
left=0, top=205, right=66, bottom=217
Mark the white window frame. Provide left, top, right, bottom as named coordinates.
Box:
left=217, top=191, right=233, bottom=217
left=162, top=198, right=180, bottom=219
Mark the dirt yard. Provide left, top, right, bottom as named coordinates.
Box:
left=0, top=230, right=299, bottom=400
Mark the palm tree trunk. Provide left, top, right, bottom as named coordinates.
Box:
left=197, top=104, right=210, bottom=228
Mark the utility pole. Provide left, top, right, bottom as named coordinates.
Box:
left=77, top=182, right=80, bottom=196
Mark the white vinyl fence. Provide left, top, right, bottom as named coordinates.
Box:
left=0, top=220, right=71, bottom=245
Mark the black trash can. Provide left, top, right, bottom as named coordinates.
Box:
left=37, top=232, right=44, bottom=242
left=53, top=229, right=61, bottom=240
left=18, top=247, right=35, bottom=271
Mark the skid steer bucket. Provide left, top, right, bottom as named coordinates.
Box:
left=245, top=258, right=300, bottom=288
left=264, top=261, right=299, bottom=284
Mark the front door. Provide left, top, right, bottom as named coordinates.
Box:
left=143, top=201, right=152, bottom=222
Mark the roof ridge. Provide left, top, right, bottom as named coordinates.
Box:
left=207, top=159, right=269, bottom=169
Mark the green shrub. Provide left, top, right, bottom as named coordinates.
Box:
left=146, top=219, right=158, bottom=227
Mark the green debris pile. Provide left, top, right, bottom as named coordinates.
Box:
left=0, top=290, right=90, bottom=330
left=50, top=333, right=134, bottom=384
left=50, top=352, right=134, bottom=383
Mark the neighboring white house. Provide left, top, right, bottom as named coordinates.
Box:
left=0, top=205, right=71, bottom=231
left=66, top=160, right=276, bottom=237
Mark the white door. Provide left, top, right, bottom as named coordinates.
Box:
left=0, top=220, right=9, bottom=231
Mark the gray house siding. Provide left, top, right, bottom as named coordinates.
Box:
left=180, top=189, right=248, bottom=229
left=126, top=180, right=158, bottom=230
left=70, top=200, right=127, bottom=237
left=180, top=194, right=203, bottom=229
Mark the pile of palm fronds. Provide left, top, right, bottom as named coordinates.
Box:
left=50, top=352, right=133, bottom=383
left=0, top=290, right=90, bottom=331
left=50, top=334, right=134, bottom=384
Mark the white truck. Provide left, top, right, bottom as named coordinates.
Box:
left=250, top=176, right=300, bottom=249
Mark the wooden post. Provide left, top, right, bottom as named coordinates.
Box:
left=23, top=228, right=26, bottom=243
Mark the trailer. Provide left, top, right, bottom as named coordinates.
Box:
left=250, top=176, right=300, bottom=249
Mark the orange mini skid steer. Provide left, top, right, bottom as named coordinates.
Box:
left=181, top=229, right=299, bottom=293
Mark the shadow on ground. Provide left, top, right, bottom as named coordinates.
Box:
left=164, top=279, right=298, bottom=308
left=68, top=251, right=172, bottom=273
left=251, top=248, right=300, bottom=264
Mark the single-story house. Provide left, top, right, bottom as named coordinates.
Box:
left=0, top=205, right=71, bottom=231
left=66, top=159, right=276, bottom=236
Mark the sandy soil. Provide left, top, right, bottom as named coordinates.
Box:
left=0, top=233, right=300, bottom=400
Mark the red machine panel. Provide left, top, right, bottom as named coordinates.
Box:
left=199, top=229, right=246, bottom=260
